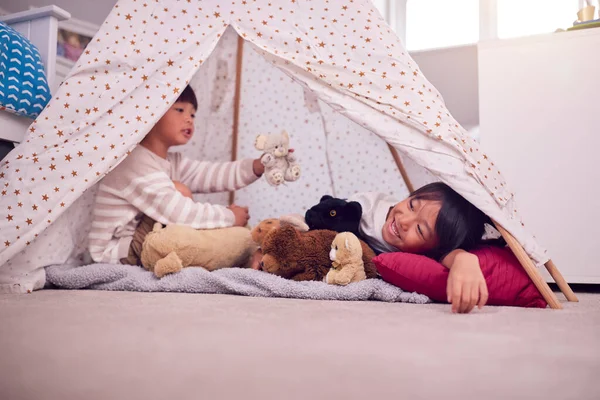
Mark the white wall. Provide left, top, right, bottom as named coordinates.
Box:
left=478, top=30, right=600, bottom=283
left=0, top=0, right=115, bottom=26
left=409, top=44, right=479, bottom=130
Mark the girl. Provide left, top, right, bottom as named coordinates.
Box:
left=349, top=182, right=497, bottom=314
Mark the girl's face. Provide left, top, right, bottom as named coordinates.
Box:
left=382, top=196, right=441, bottom=254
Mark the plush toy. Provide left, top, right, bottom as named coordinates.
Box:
left=304, top=195, right=363, bottom=236
left=259, top=225, right=377, bottom=282
left=250, top=214, right=309, bottom=248
left=140, top=223, right=258, bottom=278
left=255, top=130, right=301, bottom=186
left=251, top=218, right=281, bottom=247
left=326, top=232, right=367, bottom=285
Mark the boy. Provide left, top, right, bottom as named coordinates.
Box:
left=88, top=86, right=264, bottom=264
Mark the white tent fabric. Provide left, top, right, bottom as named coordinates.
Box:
left=177, top=28, right=432, bottom=220
left=0, top=0, right=548, bottom=293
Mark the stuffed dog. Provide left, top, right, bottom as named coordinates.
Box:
left=140, top=223, right=258, bottom=278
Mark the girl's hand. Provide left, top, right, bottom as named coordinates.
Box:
left=444, top=250, right=488, bottom=313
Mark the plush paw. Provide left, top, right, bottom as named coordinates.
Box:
left=286, top=152, right=297, bottom=163
left=261, top=153, right=275, bottom=167
left=268, top=170, right=285, bottom=186
left=153, top=251, right=184, bottom=278
left=284, top=165, right=301, bottom=182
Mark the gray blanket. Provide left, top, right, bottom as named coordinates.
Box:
left=45, top=264, right=430, bottom=304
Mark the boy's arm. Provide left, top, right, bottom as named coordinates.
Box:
left=174, top=154, right=263, bottom=194
left=120, top=171, right=236, bottom=228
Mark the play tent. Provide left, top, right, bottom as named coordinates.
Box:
left=0, top=0, right=575, bottom=307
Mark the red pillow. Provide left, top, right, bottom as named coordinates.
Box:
left=373, top=246, right=547, bottom=308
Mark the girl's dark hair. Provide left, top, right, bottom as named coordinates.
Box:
left=176, top=85, right=198, bottom=110
left=411, top=182, right=501, bottom=261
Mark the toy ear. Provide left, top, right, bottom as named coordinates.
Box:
left=255, top=134, right=268, bottom=151
left=347, top=201, right=363, bottom=218
left=280, top=214, right=309, bottom=232
left=345, top=237, right=350, bottom=250
left=281, top=130, right=289, bottom=141
left=320, top=195, right=333, bottom=202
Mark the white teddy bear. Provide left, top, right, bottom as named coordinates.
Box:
left=254, top=130, right=301, bottom=186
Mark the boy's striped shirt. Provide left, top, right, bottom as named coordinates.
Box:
left=88, top=145, right=258, bottom=264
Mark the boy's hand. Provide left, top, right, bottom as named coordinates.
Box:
left=445, top=251, right=488, bottom=313
left=228, top=204, right=250, bottom=227
left=253, top=158, right=266, bottom=177
left=173, top=181, right=193, bottom=199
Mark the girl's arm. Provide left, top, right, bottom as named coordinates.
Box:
left=442, top=249, right=489, bottom=313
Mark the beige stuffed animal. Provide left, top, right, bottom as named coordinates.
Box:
left=140, top=223, right=258, bottom=278
left=326, top=232, right=367, bottom=285
left=255, top=130, right=301, bottom=186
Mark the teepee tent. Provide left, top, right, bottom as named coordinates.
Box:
left=0, top=0, right=575, bottom=307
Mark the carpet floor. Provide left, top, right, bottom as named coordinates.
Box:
left=0, top=290, right=598, bottom=400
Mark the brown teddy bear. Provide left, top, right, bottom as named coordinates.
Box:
left=251, top=218, right=281, bottom=247
left=250, top=214, right=309, bottom=247
left=259, top=225, right=378, bottom=282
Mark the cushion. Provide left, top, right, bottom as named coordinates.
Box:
left=373, top=246, right=547, bottom=308
left=0, top=22, right=51, bottom=118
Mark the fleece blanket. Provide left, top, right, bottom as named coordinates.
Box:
left=45, top=264, right=430, bottom=304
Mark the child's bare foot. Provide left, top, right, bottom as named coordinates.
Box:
left=250, top=249, right=263, bottom=270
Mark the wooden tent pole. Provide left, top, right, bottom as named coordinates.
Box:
left=493, top=221, right=562, bottom=309
left=229, top=35, right=245, bottom=206
left=387, top=144, right=415, bottom=194
left=544, top=260, right=578, bottom=302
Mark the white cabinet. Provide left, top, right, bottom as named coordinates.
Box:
left=478, top=29, right=600, bottom=283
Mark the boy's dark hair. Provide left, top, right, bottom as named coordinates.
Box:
left=176, top=85, right=198, bottom=110
left=410, top=182, right=500, bottom=261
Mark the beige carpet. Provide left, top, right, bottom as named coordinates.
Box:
left=0, top=290, right=598, bottom=400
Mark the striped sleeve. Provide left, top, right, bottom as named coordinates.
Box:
left=174, top=154, right=259, bottom=193
left=89, top=148, right=242, bottom=263
left=124, top=171, right=236, bottom=229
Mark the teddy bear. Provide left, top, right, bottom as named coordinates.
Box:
left=326, top=232, right=367, bottom=285
left=140, top=222, right=258, bottom=278
left=250, top=214, right=309, bottom=247
left=259, top=225, right=377, bottom=282
left=304, top=195, right=363, bottom=237
left=254, top=130, right=301, bottom=186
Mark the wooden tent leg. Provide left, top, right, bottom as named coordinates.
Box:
left=544, top=260, right=578, bottom=302
left=387, top=144, right=415, bottom=193
left=229, top=35, right=245, bottom=206
left=493, top=222, right=562, bottom=309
